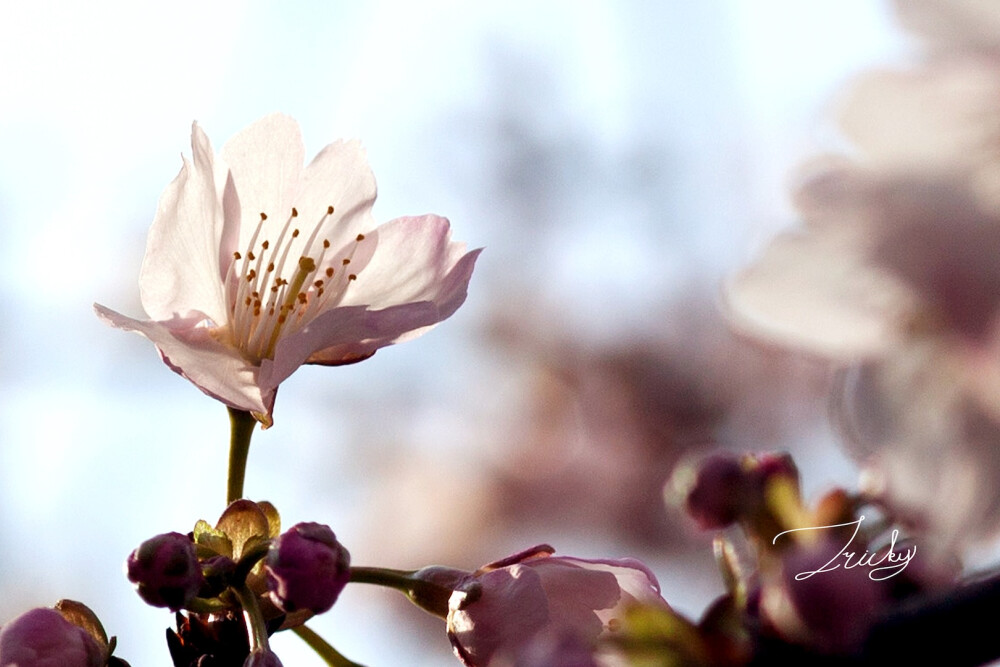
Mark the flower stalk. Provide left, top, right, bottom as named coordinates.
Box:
left=227, top=408, right=257, bottom=504
left=232, top=583, right=270, bottom=654
left=348, top=566, right=416, bottom=591
left=349, top=566, right=461, bottom=617
left=292, top=625, right=365, bottom=667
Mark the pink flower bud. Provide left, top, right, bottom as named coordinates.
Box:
left=243, top=647, right=284, bottom=667
left=682, top=453, right=747, bottom=529
left=745, top=451, right=799, bottom=491
left=265, top=522, right=350, bottom=615
left=447, top=545, right=668, bottom=666
left=126, top=532, right=204, bottom=611
left=0, top=607, right=103, bottom=667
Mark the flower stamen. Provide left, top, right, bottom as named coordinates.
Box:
left=264, top=256, right=317, bottom=358
left=229, top=205, right=359, bottom=362
left=297, top=233, right=368, bottom=323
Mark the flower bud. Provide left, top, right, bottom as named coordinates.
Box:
left=762, top=538, right=887, bottom=655
left=126, top=532, right=204, bottom=611
left=680, top=453, right=747, bottom=529
left=265, top=522, right=350, bottom=614
left=244, top=647, right=284, bottom=666
left=0, top=607, right=103, bottom=667
left=745, top=451, right=799, bottom=491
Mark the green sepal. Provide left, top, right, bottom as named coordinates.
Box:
left=193, top=519, right=233, bottom=558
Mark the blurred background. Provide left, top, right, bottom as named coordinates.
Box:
left=0, top=1, right=902, bottom=664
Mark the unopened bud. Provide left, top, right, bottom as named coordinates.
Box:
left=126, top=532, right=204, bottom=611
left=244, top=647, right=284, bottom=667
left=682, top=453, right=747, bottom=529
left=265, top=522, right=350, bottom=614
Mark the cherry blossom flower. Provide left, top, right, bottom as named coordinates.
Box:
left=446, top=545, right=669, bottom=666
left=96, top=114, right=479, bottom=425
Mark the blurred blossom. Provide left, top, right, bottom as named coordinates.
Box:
left=95, top=113, right=479, bottom=426
left=835, top=351, right=1000, bottom=550
left=676, top=452, right=747, bottom=530
left=677, top=448, right=961, bottom=661
left=355, top=297, right=828, bottom=583
left=483, top=299, right=827, bottom=547
left=838, top=59, right=1000, bottom=206
left=671, top=450, right=800, bottom=534
left=446, top=545, right=669, bottom=667
left=726, top=0, right=1000, bottom=550
left=893, top=0, right=1000, bottom=52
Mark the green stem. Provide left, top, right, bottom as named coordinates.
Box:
left=232, top=583, right=269, bottom=653
left=350, top=566, right=461, bottom=618
left=227, top=407, right=257, bottom=504
left=233, top=540, right=272, bottom=585
left=293, top=625, right=366, bottom=667
left=349, top=566, right=416, bottom=592
left=185, top=596, right=231, bottom=614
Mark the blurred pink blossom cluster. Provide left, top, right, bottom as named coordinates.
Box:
left=726, top=0, right=1000, bottom=552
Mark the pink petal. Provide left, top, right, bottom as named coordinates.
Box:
left=93, top=303, right=272, bottom=416
left=530, top=559, right=622, bottom=614
left=139, top=122, right=228, bottom=326
left=305, top=227, right=480, bottom=365
left=556, top=557, right=668, bottom=611
left=341, top=215, right=479, bottom=309
left=449, top=566, right=550, bottom=665
left=302, top=300, right=448, bottom=364
left=258, top=304, right=372, bottom=394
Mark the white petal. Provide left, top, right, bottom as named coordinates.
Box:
left=94, top=303, right=270, bottom=415
left=296, top=139, right=378, bottom=248
left=724, top=231, right=918, bottom=361
left=222, top=113, right=306, bottom=248
left=839, top=63, right=1000, bottom=173
left=139, top=122, right=228, bottom=325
